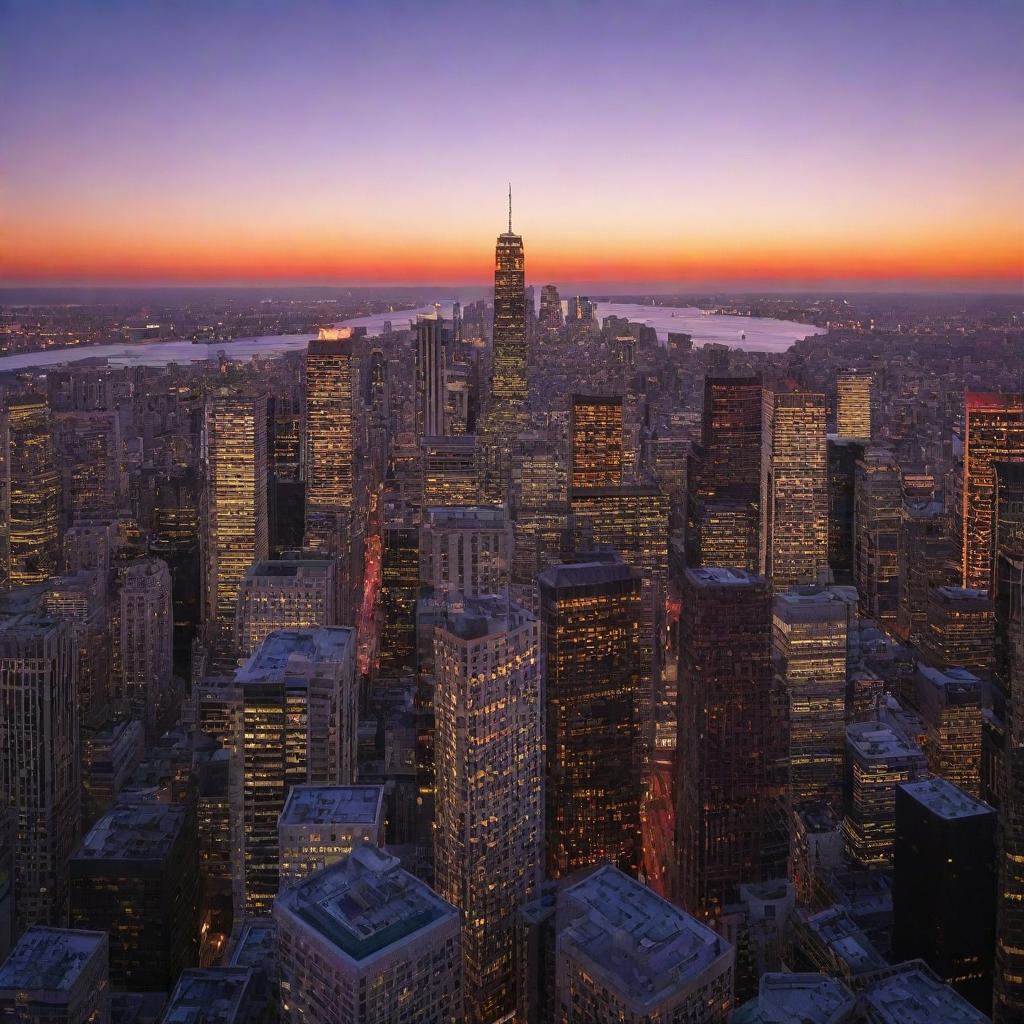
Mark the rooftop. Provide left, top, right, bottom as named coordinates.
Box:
left=161, top=969, right=257, bottom=1024
left=859, top=962, right=989, bottom=1023
left=437, top=594, right=533, bottom=641
left=236, top=627, right=354, bottom=683
left=800, top=906, right=887, bottom=977
left=559, top=865, right=732, bottom=1008
left=274, top=845, right=457, bottom=965
left=227, top=919, right=276, bottom=970
left=731, top=973, right=854, bottom=1024
left=423, top=505, right=508, bottom=527
left=0, top=928, right=106, bottom=993
left=685, top=566, right=764, bottom=587
left=846, top=721, right=926, bottom=764
left=280, top=785, right=384, bottom=828
left=898, top=777, right=994, bottom=822
left=243, top=559, right=334, bottom=579
left=74, top=801, right=186, bottom=862
left=538, top=558, right=639, bottom=592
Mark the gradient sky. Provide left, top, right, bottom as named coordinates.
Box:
left=1, top=0, right=1022, bottom=289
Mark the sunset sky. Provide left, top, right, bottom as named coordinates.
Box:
left=1, top=0, right=1021, bottom=290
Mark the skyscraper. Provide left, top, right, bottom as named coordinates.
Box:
left=537, top=283, right=563, bottom=335
left=676, top=567, right=772, bottom=920
left=420, top=504, right=512, bottom=599
left=416, top=308, right=448, bottom=438
left=914, top=664, right=983, bottom=797
left=274, top=846, right=462, bottom=1024
left=836, top=371, right=874, bottom=440
left=433, top=596, right=543, bottom=1024
left=539, top=559, right=644, bottom=878
left=0, top=396, right=60, bottom=587
left=0, top=615, right=80, bottom=931
left=203, top=390, right=269, bottom=660
left=686, top=377, right=763, bottom=571
left=854, top=445, right=902, bottom=622
left=963, top=391, right=1024, bottom=591
left=570, top=394, right=624, bottom=489
left=119, top=557, right=174, bottom=736
left=760, top=388, right=828, bottom=586
left=826, top=436, right=865, bottom=585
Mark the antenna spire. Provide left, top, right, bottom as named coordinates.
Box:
left=508, top=182, right=512, bottom=233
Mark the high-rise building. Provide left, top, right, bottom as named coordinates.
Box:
left=419, top=504, right=511, bottom=600
left=489, top=193, right=528, bottom=431
left=69, top=802, right=199, bottom=991
left=278, top=785, right=384, bottom=888
left=119, top=557, right=173, bottom=735
left=555, top=866, right=735, bottom=1024
left=235, top=627, right=357, bottom=915
left=234, top=556, right=337, bottom=657
left=0, top=928, right=109, bottom=1024
left=160, top=968, right=269, bottom=1024
left=963, top=391, right=1024, bottom=591
left=836, top=372, right=873, bottom=440
left=760, top=388, right=828, bottom=586
left=0, top=614, right=80, bottom=931
left=415, top=309, right=447, bottom=438
left=773, top=585, right=849, bottom=808
left=914, top=664, right=982, bottom=797
left=510, top=434, right=568, bottom=585
left=433, top=596, right=543, bottom=1024
left=854, top=446, right=901, bottom=622
left=203, top=390, right=269, bottom=660
left=378, top=500, right=419, bottom=675
left=274, top=846, right=462, bottom=1024
left=920, top=585, right=994, bottom=675
left=537, top=284, right=563, bottom=335
left=841, top=721, right=928, bottom=868
left=896, top=499, right=959, bottom=644
left=826, top=436, right=865, bottom=585
left=54, top=411, right=125, bottom=523
left=0, top=396, right=60, bottom=587
left=676, top=567, right=772, bottom=920
left=539, top=559, right=644, bottom=878
left=570, top=394, right=624, bottom=489
left=894, top=777, right=995, bottom=1014
left=686, top=377, right=762, bottom=572
left=422, top=435, right=481, bottom=505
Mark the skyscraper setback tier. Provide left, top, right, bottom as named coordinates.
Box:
left=675, top=566, right=772, bottom=920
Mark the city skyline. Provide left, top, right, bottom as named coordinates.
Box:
left=1, top=0, right=1021, bottom=291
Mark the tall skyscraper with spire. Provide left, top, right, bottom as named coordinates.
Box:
left=489, top=188, right=528, bottom=431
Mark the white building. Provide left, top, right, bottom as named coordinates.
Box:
left=274, top=845, right=462, bottom=1024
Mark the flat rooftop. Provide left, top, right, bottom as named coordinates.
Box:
left=801, top=906, right=887, bottom=976
left=161, top=969, right=256, bottom=1024
left=559, top=865, right=731, bottom=1008
left=0, top=927, right=106, bottom=993
left=860, top=962, right=989, bottom=1023
left=243, top=559, right=333, bottom=579
left=846, top=721, right=926, bottom=764
left=236, top=626, right=353, bottom=682
left=280, top=785, right=384, bottom=828
left=438, top=594, right=533, bottom=641
left=731, top=973, right=854, bottom=1024
left=685, top=566, right=763, bottom=587
left=774, top=585, right=850, bottom=622
left=74, top=801, right=186, bottom=862
left=227, top=919, right=277, bottom=970
left=899, top=777, right=994, bottom=822
left=423, top=505, right=507, bottom=527
left=538, top=559, right=638, bottom=592
left=274, top=845, right=457, bottom=964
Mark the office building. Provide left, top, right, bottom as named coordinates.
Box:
left=894, top=777, right=995, bottom=1013
left=378, top=501, right=419, bottom=674
left=419, top=504, right=511, bottom=600
left=676, top=567, right=772, bottom=919
left=160, top=968, right=268, bottom=1024
left=54, top=411, right=124, bottom=523
left=415, top=309, right=447, bottom=438
left=963, top=391, right=1024, bottom=591
left=773, top=585, right=849, bottom=808
left=489, top=196, right=528, bottom=432
left=274, top=846, right=462, bottom=1024
left=537, top=283, right=563, bottom=335
left=422, top=435, right=481, bottom=506
left=836, top=371, right=873, bottom=440
left=730, top=973, right=854, bottom=1024
left=914, top=664, right=982, bottom=797
left=236, top=627, right=357, bottom=915
left=1, top=396, right=60, bottom=587
left=920, top=585, right=994, bottom=675
left=570, top=394, right=624, bottom=489
left=119, top=557, right=173, bottom=735
left=69, top=802, right=199, bottom=991
left=0, top=928, right=109, bottom=1024
left=203, top=390, right=269, bottom=660
left=556, top=866, right=734, bottom=1023
left=539, top=560, right=644, bottom=878
left=433, top=597, right=542, bottom=1023
left=760, top=388, right=828, bottom=586
left=896, top=499, right=959, bottom=644
left=234, top=556, right=337, bottom=657
left=859, top=961, right=990, bottom=1024
left=842, top=721, right=928, bottom=868
left=854, top=446, right=901, bottom=622
left=278, top=785, right=384, bottom=888
left=826, top=436, right=865, bottom=585
left=0, top=615, right=80, bottom=930
left=686, top=376, right=762, bottom=572
left=509, top=434, right=568, bottom=584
